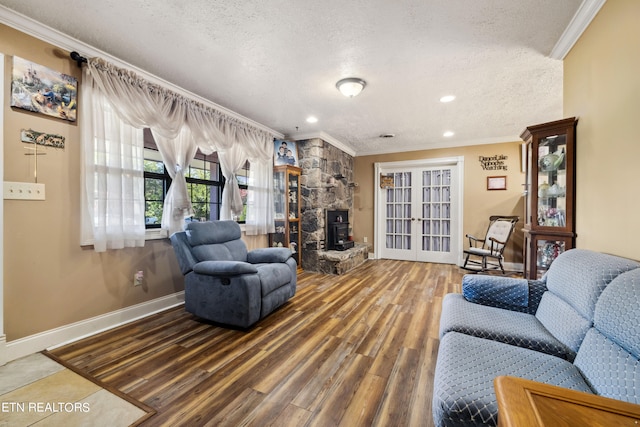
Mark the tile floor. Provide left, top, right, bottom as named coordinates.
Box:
left=0, top=353, right=147, bottom=426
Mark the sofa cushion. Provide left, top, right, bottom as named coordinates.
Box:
left=573, top=269, right=640, bottom=404
left=440, top=294, right=575, bottom=360
left=186, top=221, right=248, bottom=262
left=433, top=332, right=593, bottom=427
left=533, top=249, right=640, bottom=355
left=186, top=220, right=242, bottom=245
left=462, top=275, right=529, bottom=307
left=593, top=268, right=640, bottom=359
left=544, top=249, right=640, bottom=320
left=462, top=275, right=547, bottom=314
left=534, top=292, right=591, bottom=354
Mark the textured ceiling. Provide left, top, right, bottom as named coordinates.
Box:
left=0, top=0, right=584, bottom=155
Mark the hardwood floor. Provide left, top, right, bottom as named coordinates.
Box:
left=48, top=259, right=465, bottom=427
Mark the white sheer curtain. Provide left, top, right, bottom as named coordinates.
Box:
left=151, top=127, right=199, bottom=235
left=186, top=104, right=275, bottom=232
left=242, top=128, right=275, bottom=235
left=245, top=157, right=274, bottom=235
left=81, top=57, right=277, bottom=249
left=80, top=71, right=146, bottom=251
left=218, top=144, right=248, bottom=220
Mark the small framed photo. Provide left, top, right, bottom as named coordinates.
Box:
left=274, top=139, right=298, bottom=167
left=487, top=176, right=507, bottom=190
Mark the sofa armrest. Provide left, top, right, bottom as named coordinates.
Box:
left=193, top=260, right=258, bottom=276
left=462, top=274, right=547, bottom=314
left=247, top=247, right=292, bottom=264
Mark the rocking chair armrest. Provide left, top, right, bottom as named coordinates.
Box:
left=466, top=234, right=485, bottom=247
left=488, top=236, right=507, bottom=246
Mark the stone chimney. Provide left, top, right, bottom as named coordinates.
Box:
left=296, top=138, right=354, bottom=272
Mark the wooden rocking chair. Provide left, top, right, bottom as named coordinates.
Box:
left=462, top=216, right=519, bottom=274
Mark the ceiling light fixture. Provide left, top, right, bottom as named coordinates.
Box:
left=443, top=131, right=455, bottom=137
left=336, top=78, right=366, bottom=97
left=306, top=116, right=318, bottom=123
left=440, top=95, right=456, bottom=103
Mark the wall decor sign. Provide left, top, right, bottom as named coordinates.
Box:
left=21, top=129, right=65, bottom=149
left=487, top=176, right=507, bottom=190
left=380, top=174, right=394, bottom=189
left=478, top=154, right=508, bottom=171
left=10, top=56, right=77, bottom=122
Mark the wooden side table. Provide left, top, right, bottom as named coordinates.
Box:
left=494, top=376, right=640, bottom=426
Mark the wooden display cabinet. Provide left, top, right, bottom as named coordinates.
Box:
left=270, top=165, right=302, bottom=269
left=520, top=117, right=577, bottom=279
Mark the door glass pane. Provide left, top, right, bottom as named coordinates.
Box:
left=420, top=168, right=452, bottom=253
left=385, top=171, right=413, bottom=250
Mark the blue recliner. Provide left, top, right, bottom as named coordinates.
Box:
left=170, top=220, right=297, bottom=328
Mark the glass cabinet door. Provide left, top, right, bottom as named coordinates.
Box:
left=536, top=133, right=568, bottom=228
left=270, top=165, right=302, bottom=269
left=273, top=170, right=285, bottom=222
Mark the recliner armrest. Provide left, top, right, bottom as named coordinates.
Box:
left=247, top=247, right=292, bottom=264
left=193, top=260, right=258, bottom=276
left=462, top=274, right=547, bottom=314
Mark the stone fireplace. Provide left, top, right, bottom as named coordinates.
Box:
left=296, top=137, right=368, bottom=274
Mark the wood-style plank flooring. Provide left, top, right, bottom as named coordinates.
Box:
left=48, top=259, right=465, bottom=427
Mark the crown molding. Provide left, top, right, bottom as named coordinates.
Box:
left=0, top=5, right=284, bottom=139
left=288, top=131, right=356, bottom=157
left=549, top=0, right=607, bottom=60
left=355, top=135, right=521, bottom=157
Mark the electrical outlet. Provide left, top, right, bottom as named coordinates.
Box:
left=134, top=271, right=144, bottom=287
left=363, top=236, right=368, bottom=243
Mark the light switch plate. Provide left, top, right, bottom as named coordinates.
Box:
left=4, top=181, right=46, bottom=200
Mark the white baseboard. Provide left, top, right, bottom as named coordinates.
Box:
left=4, top=292, right=185, bottom=363
left=503, top=262, right=524, bottom=273
left=0, top=334, right=7, bottom=366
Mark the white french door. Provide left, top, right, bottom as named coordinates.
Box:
left=375, top=158, right=463, bottom=264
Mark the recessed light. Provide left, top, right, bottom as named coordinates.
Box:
left=443, top=131, right=454, bottom=137
left=306, top=116, right=318, bottom=123
left=440, top=95, right=456, bottom=103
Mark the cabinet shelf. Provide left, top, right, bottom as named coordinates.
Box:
left=520, top=118, right=577, bottom=279
left=270, top=165, right=302, bottom=270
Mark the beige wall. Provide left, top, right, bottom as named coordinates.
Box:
left=564, top=0, right=640, bottom=260
left=1, top=24, right=185, bottom=341
left=353, top=142, right=525, bottom=264
left=1, top=24, right=268, bottom=342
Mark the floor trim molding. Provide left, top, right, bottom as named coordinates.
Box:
left=5, top=292, right=185, bottom=363
left=42, top=350, right=157, bottom=425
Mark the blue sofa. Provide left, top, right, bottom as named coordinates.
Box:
left=170, top=220, right=297, bottom=328
left=433, top=249, right=640, bottom=427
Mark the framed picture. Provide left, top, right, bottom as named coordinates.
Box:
left=274, top=139, right=298, bottom=167
left=10, top=56, right=78, bottom=122
left=487, top=176, right=507, bottom=190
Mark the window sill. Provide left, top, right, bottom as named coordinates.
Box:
left=146, top=228, right=169, bottom=240
left=81, top=223, right=246, bottom=248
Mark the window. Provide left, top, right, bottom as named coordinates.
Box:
left=143, top=133, right=249, bottom=228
